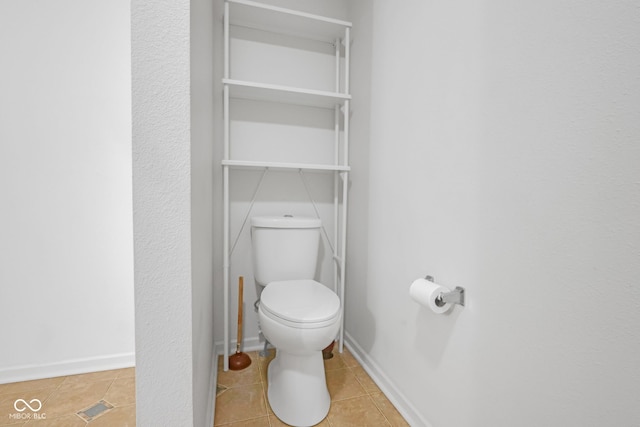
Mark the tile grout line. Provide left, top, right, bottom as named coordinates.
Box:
left=260, top=377, right=270, bottom=427
left=341, top=352, right=404, bottom=426
left=367, top=393, right=394, bottom=427
left=259, top=353, right=273, bottom=427
left=100, top=378, right=118, bottom=405
left=21, top=375, right=70, bottom=424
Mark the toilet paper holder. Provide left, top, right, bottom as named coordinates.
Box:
left=425, top=276, right=466, bottom=307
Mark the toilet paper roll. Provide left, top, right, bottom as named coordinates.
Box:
left=409, top=278, right=451, bottom=314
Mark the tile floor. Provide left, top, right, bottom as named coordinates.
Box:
left=1, top=347, right=408, bottom=427
left=0, top=367, right=135, bottom=426
left=215, top=347, right=409, bottom=426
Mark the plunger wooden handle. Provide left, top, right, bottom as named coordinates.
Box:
left=236, top=276, right=243, bottom=352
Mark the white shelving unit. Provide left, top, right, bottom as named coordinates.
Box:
left=223, top=79, right=350, bottom=109
left=222, top=0, right=352, bottom=371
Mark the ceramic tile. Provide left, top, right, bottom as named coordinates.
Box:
left=217, top=416, right=270, bottom=426
left=41, top=379, right=113, bottom=419
left=0, top=388, right=58, bottom=426
left=58, top=371, right=118, bottom=390
left=23, top=414, right=86, bottom=427
left=260, top=385, right=273, bottom=415
left=267, top=415, right=286, bottom=426
left=322, top=353, right=346, bottom=371
left=215, top=347, right=408, bottom=426
left=370, top=392, right=410, bottom=427
left=350, top=365, right=381, bottom=393
left=255, top=355, right=273, bottom=415
left=1, top=412, right=29, bottom=427
left=217, top=385, right=228, bottom=396
left=213, top=384, right=266, bottom=425
left=103, top=377, right=135, bottom=406
left=268, top=413, right=331, bottom=426
left=113, top=367, right=135, bottom=379
left=338, top=347, right=360, bottom=368
left=4, top=349, right=411, bottom=427
left=0, top=377, right=65, bottom=396
left=86, top=404, right=135, bottom=427
left=258, top=367, right=268, bottom=388
left=325, top=368, right=367, bottom=402
left=256, top=350, right=275, bottom=385
left=258, top=348, right=275, bottom=360
left=217, top=355, right=261, bottom=389
left=328, top=395, right=391, bottom=426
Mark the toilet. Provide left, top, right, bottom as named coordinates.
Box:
left=252, top=215, right=341, bottom=427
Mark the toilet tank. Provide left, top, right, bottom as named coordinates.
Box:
left=251, top=216, right=321, bottom=286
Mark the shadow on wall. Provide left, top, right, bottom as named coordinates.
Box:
left=342, top=0, right=375, bottom=354
left=413, top=305, right=462, bottom=365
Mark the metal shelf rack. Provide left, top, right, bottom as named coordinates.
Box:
left=222, top=0, right=351, bottom=371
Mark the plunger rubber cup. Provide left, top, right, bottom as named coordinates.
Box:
left=230, top=276, right=252, bottom=371
left=229, top=351, right=252, bottom=371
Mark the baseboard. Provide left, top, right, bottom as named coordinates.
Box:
left=344, top=332, right=431, bottom=427
left=214, top=335, right=264, bottom=356
left=0, top=352, right=136, bottom=384
left=205, top=349, right=219, bottom=427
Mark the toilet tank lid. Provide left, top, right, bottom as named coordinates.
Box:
left=251, top=215, right=321, bottom=229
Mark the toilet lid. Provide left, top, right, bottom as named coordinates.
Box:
left=260, top=280, right=341, bottom=324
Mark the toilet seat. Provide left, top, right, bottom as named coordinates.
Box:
left=260, top=280, right=340, bottom=329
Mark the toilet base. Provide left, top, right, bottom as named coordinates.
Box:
left=267, top=350, right=330, bottom=427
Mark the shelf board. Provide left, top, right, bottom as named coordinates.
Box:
left=227, top=0, right=351, bottom=43
left=222, top=159, right=350, bottom=172
left=224, top=79, right=350, bottom=109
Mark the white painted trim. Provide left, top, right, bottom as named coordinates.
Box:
left=205, top=351, right=219, bottom=427
left=215, top=335, right=264, bottom=356
left=0, top=352, right=136, bottom=384
left=344, top=332, right=432, bottom=427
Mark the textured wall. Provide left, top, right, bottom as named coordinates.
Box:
left=132, top=0, right=217, bottom=424
left=346, top=0, right=640, bottom=426
left=132, top=0, right=194, bottom=425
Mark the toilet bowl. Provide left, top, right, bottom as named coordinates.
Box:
left=251, top=215, right=341, bottom=426
left=258, top=279, right=341, bottom=427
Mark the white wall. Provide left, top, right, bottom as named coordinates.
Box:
left=346, top=1, right=640, bottom=426
left=132, top=0, right=217, bottom=425
left=0, top=0, right=134, bottom=382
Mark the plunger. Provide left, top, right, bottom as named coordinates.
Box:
left=229, top=276, right=252, bottom=370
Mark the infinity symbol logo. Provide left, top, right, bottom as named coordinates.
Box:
left=14, top=399, right=42, bottom=412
